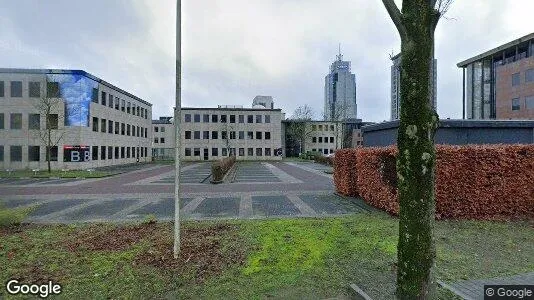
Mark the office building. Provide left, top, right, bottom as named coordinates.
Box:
left=458, top=32, right=534, bottom=120
left=391, top=53, right=437, bottom=120
left=324, top=49, right=357, bottom=121
left=152, top=116, right=175, bottom=160
left=0, top=68, right=152, bottom=170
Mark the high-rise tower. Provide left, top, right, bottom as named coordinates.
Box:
left=324, top=46, right=357, bottom=121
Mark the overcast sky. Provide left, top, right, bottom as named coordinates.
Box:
left=0, top=1, right=532, bottom=122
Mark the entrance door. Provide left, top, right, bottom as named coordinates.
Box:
left=203, top=148, right=209, bottom=161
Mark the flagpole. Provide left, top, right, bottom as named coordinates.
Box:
left=173, top=0, right=182, bottom=258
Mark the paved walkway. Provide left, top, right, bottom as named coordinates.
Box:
left=0, top=161, right=368, bottom=223
left=439, top=272, right=534, bottom=300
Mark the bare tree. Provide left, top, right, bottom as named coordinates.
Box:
left=222, top=122, right=235, bottom=157
left=381, top=0, right=452, bottom=298
left=33, top=84, right=66, bottom=173
left=323, top=101, right=349, bottom=150
left=287, top=105, right=314, bottom=155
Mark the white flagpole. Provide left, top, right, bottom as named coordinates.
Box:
left=173, top=0, right=182, bottom=258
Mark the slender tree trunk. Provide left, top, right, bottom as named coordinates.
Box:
left=47, top=129, right=52, bottom=173
left=394, top=2, right=439, bottom=298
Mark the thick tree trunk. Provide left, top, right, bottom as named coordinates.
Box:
left=395, top=2, right=439, bottom=299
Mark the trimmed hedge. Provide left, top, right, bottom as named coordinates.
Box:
left=334, top=145, right=534, bottom=220
left=314, top=155, right=333, bottom=166
left=211, top=156, right=236, bottom=183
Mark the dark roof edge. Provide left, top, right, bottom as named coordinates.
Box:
left=363, top=119, right=534, bottom=132
left=0, top=68, right=152, bottom=106
left=457, top=32, right=534, bottom=67
left=180, top=107, right=282, bottom=111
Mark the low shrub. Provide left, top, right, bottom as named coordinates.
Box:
left=0, top=203, right=33, bottom=227
left=211, top=156, right=236, bottom=182
left=314, top=156, right=333, bottom=166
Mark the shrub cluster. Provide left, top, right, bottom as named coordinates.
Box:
left=334, top=145, right=534, bottom=220
left=211, top=156, right=236, bottom=182
left=314, top=155, right=333, bottom=166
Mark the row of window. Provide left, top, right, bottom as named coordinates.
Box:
left=91, top=117, right=148, bottom=138
left=154, top=126, right=167, bottom=133
left=311, top=149, right=335, bottom=155
left=311, top=124, right=336, bottom=131
left=312, top=137, right=335, bottom=143
left=511, top=69, right=534, bottom=86
left=184, top=113, right=271, bottom=124
left=0, top=145, right=148, bottom=162
left=0, top=113, right=58, bottom=130
left=184, top=130, right=272, bottom=140
left=96, top=91, right=148, bottom=119
left=0, top=80, right=56, bottom=98
left=184, top=147, right=275, bottom=157
left=511, top=96, right=534, bottom=111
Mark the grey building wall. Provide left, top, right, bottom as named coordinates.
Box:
left=363, top=119, right=534, bottom=147
left=324, top=52, right=357, bottom=121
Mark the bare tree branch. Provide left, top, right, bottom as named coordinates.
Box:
left=382, top=0, right=407, bottom=40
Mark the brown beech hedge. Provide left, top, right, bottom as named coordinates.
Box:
left=334, top=144, right=534, bottom=220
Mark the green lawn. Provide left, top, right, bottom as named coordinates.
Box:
left=0, top=169, right=117, bottom=178
left=1, top=214, right=532, bottom=299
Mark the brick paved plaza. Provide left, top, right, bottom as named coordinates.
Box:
left=0, top=161, right=370, bottom=223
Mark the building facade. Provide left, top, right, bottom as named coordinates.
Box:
left=152, top=116, right=175, bottom=160
left=0, top=69, right=152, bottom=170
left=458, top=32, right=534, bottom=120
left=391, top=53, right=437, bottom=120
left=180, top=107, right=283, bottom=161
left=324, top=51, right=357, bottom=121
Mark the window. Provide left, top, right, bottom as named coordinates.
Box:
left=203, top=114, right=210, bottom=122
left=324, top=125, right=329, bottom=131
left=256, top=148, right=262, bottom=156
left=265, top=115, right=270, bottom=123
left=330, top=149, right=334, bottom=153
left=121, top=147, right=125, bottom=158
left=221, top=131, right=228, bottom=140
left=265, top=148, right=271, bottom=156
left=115, top=98, right=120, bottom=110
left=10, top=146, right=22, bottom=161
left=115, top=147, right=119, bottom=159
left=211, top=131, right=218, bottom=139
left=0, top=146, right=3, bottom=161
left=92, top=146, right=98, bottom=160
left=101, top=119, right=106, bottom=133
left=137, top=126, right=140, bottom=137
left=131, top=126, right=135, bottom=137
left=47, top=82, right=60, bottom=98
left=239, top=131, right=244, bottom=139
left=194, top=131, right=200, bottom=139
left=248, top=148, right=253, bottom=156
left=46, top=114, right=58, bottom=130
left=0, top=81, right=4, bottom=97
left=127, top=124, right=131, bottom=136
left=256, top=115, right=262, bottom=123
left=101, top=91, right=107, bottom=106
left=120, top=99, right=125, bottom=112
left=312, top=137, right=317, bottom=143
left=194, top=114, right=200, bottom=122
left=47, top=146, right=58, bottom=161
left=93, top=117, right=98, bottom=132
left=107, top=121, right=113, bottom=134
left=512, top=98, right=521, bottom=111
left=108, top=94, right=113, bottom=107
left=185, top=131, right=191, bottom=139
left=145, top=128, right=147, bottom=138
left=127, top=147, right=131, bottom=158
left=28, top=146, right=40, bottom=162
left=11, top=81, right=22, bottom=97
left=319, top=137, right=323, bottom=143
left=137, top=106, right=140, bottom=116
left=230, top=131, right=236, bottom=139
left=160, top=138, right=165, bottom=144
left=230, top=115, right=236, bottom=123
left=239, top=148, right=244, bottom=156
left=115, top=122, right=119, bottom=134
left=127, top=102, right=131, bottom=114
left=29, top=114, right=40, bottom=130
left=219, top=148, right=226, bottom=156
left=247, top=131, right=253, bottom=139
left=265, top=132, right=271, bottom=140
left=101, top=146, right=106, bottom=160
left=154, top=126, right=159, bottom=133
left=256, top=131, right=262, bottom=139
left=211, top=114, right=218, bottom=123
left=10, top=113, right=22, bottom=129
left=108, top=146, right=113, bottom=159
left=247, top=115, right=254, bottom=123
left=220, top=115, right=227, bottom=123
left=154, top=138, right=159, bottom=144
left=0, top=113, right=4, bottom=129
left=526, top=69, right=534, bottom=83
left=526, top=96, right=534, bottom=109
left=194, top=148, right=200, bottom=156
left=238, top=115, right=244, bottom=123
left=29, top=82, right=41, bottom=98
left=330, top=137, right=334, bottom=143
left=330, top=125, right=335, bottom=131
left=312, top=125, right=317, bottom=131
left=121, top=123, right=125, bottom=135
left=212, top=148, right=218, bottom=156
left=512, top=73, right=520, bottom=86
left=324, top=149, right=328, bottom=155
left=185, top=148, right=191, bottom=156
left=203, top=131, right=209, bottom=139
left=319, top=125, right=323, bottom=131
